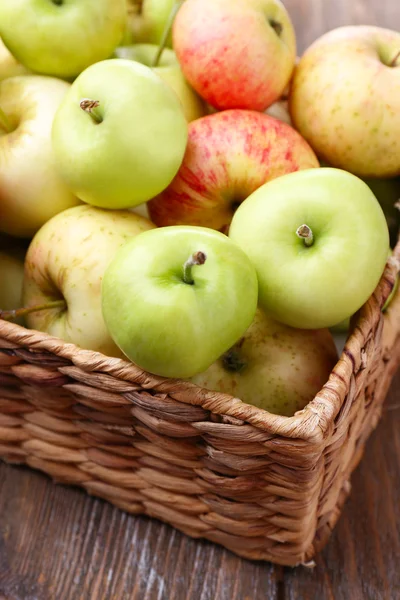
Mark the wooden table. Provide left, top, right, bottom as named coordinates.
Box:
left=1, top=1, right=400, bottom=598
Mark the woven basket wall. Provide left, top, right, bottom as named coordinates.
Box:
left=0, top=243, right=399, bottom=567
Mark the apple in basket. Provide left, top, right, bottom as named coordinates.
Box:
left=0, top=0, right=127, bottom=78
left=0, top=75, right=79, bottom=239
left=101, top=226, right=259, bottom=378
left=113, top=44, right=206, bottom=123
left=20, top=206, right=155, bottom=357
left=289, top=26, right=400, bottom=177
left=173, top=0, right=297, bottom=111
left=148, top=110, right=319, bottom=231
left=190, top=308, right=338, bottom=417
left=51, top=58, right=188, bottom=210
left=229, top=168, right=390, bottom=329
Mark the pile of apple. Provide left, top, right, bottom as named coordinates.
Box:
left=0, top=0, right=399, bottom=417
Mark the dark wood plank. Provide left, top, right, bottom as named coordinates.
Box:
left=1, top=1, right=400, bottom=599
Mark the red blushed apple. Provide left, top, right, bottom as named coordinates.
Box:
left=173, top=0, right=296, bottom=111
left=148, top=110, right=319, bottom=231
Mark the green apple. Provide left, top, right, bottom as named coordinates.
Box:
left=0, top=75, right=80, bottom=238
left=23, top=205, right=155, bottom=357
left=190, top=309, right=338, bottom=416
left=229, top=168, right=390, bottom=329
left=52, top=59, right=188, bottom=209
left=0, top=36, right=30, bottom=80
left=290, top=26, right=400, bottom=177
left=102, top=226, right=258, bottom=378
left=114, top=44, right=206, bottom=122
left=0, top=252, right=25, bottom=325
left=0, top=0, right=127, bottom=79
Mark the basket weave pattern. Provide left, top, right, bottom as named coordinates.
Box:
left=0, top=244, right=399, bottom=567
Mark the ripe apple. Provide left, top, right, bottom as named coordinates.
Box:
left=0, top=0, right=127, bottom=79
left=114, top=44, right=206, bottom=122
left=23, top=205, right=155, bottom=357
left=290, top=26, right=400, bottom=178
left=0, top=75, right=80, bottom=239
left=0, top=252, right=25, bottom=325
left=0, top=37, right=30, bottom=80
left=102, top=226, right=258, bottom=378
left=148, top=110, right=319, bottom=231
left=190, top=309, right=338, bottom=417
left=173, top=0, right=296, bottom=111
left=52, top=59, right=188, bottom=209
left=229, top=168, right=390, bottom=329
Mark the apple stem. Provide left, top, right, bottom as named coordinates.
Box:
left=183, top=251, right=207, bottom=285
left=79, top=99, right=102, bottom=124
left=390, top=50, right=400, bottom=67
left=152, top=0, right=185, bottom=68
left=0, top=106, right=12, bottom=134
left=222, top=347, right=247, bottom=373
left=296, top=224, right=314, bottom=247
left=0, top=300, right=66, bottom=322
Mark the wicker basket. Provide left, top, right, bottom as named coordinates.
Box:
left=0, top=243, right=399, bottom=567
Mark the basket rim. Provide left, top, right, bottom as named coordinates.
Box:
left=1, top=242, right=399, bottom=443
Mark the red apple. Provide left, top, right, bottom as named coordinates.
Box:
left=173, top=0, right=296, bottom=111
left=148, top=110, right=319, bottom=231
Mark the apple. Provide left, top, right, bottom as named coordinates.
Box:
left=0, top=36, right=30, bottom=81
left=173, top=0, right=296, bottom=111
left=52, top=59, right=188, bottom=210
left=22, top=205, right=155, bottom=357
left=114, top=44, right=206, bottom=122
left=289, top=26, right=400, bottom=178
left=0, top=252, right=24, bottom=326
left=101, top=226, right=258, bottom=378
left=189, top=309, right=338, bottom=417
left=148, top=110, right=319, bottom=231
left=229, top=168, right=390, bottom=329
left=0, top=75, right=80, bottom=239
left=0, top=0, right=127, bottom=79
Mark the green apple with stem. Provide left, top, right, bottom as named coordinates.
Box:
left=15, top=205, right=155, bottom=357
left=0, top=75, right=80, bottom=238
left=190, top=309, right=338, bottom=417
left=114, top=44, right=206, bottom=122
left=102, top=226, right=259, bottom=378
left=52, top=58, right=188, bottom=209
left=0, top=0, right=127, bottom=79
left=229, top=168, right=390, bottom=329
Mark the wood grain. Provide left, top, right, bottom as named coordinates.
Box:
left=1, top=0, right=400, bottom=598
